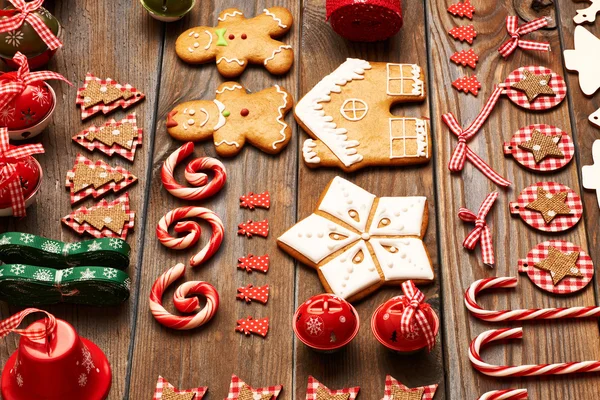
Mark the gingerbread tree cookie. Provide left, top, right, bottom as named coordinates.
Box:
left=175, top=7, right=294, bottom=78
left=166, top=82, right=293, bottom=157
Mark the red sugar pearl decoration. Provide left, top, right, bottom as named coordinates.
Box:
left=240, top=108, right=249, bottom=117
left=229, top=34, right=235, bottom=40
left=241, top=33, right=247, bottom=39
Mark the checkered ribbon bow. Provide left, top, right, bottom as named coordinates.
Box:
left=0, top=52, right=71, bottom=112
left=0, top=0, right=62, bottom=50
left=0, top=308, right=56, bottom=341
left=458, top=191, right=498, bottom=267
left=442, top=86, right=511, bottom=187
left=400, top=280, right=435, bottom=351
left=0, top=127, right=44, bottom=217
left=498, top=16, right=550, bottom=58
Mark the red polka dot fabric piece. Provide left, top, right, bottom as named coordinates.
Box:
left=447, top=0, right=475, bottom=19
left=237, top=254, right=270, bottom=273
left=518, top=240, right=594, bottom=295
left=503, top=66, right=567, bottom=111
left=452, top=75, right=481, bottom=95
left=239, top=191, right=271, bottom=210
left=450, top=49, right=479, bottom=69
left=448, top=25, right=477, bottom=44
left=235, top=316, right=269, bottom=337
left=510, top=182, right=583, bottom=233
left=503, top=124, right=574, bottom=172
left=237, top=220, right=269, bottom=238
left=236, top=284, right=270, bottom=304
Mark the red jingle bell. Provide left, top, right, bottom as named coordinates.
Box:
left=371, top=281, right=439, bottom=353
left=293, top=293, right=359, bottom=352
left=1, top=309, right=112, bottom=400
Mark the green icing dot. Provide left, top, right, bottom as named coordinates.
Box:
left=222, top=110, right=231, bottom=117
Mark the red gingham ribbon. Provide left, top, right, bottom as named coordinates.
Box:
left=0, top=127, right=44, bottom=216
left=443, top=86, right=511, bottom=187
left=0, top=52, right=71, bottom=112
left=458, top=191, right=498, bottom=267
left=498, top=16, right=550, bottom=58
left=0, top=0, right=62, bottom=51
left=0, top=308, right=56, bottom=341
left=400, top=280, right=435, bottom=351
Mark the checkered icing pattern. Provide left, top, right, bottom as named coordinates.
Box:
left=66, top=154, right=137, bottom=204
left=62, top=193, right=135, bottom=239
left=503, top=66, right=566, bottom=111
left=153, top=376, right=207, bottom=400
left=76, top=73, right=145, bottom=120
left=383, top=375, right=438, bottom=400
left=306, top=376, right=360, bottom=400
left=504, top=124, right=574, bottom=172
left=518, top=240, right=594, bottom=295
left=73, top=114, right=143, bottom=161
left=227, top=374, right=283, bottom=399
left=510, top=182, right=582, bottom=233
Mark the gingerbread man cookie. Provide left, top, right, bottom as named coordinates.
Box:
left=166, top=82, right=293, bottom=157
left=295, top=58, right=430, bottom=173
left=175, top=7, right=294, bottom=77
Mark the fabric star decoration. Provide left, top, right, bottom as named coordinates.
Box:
left=534, top=246, right=582, bottom=285
left=518, top=130, right=564, bottom=163
left=306, top=376, right=360, bottom=400
left=510, top=70, right=556, bottom=102
left=153, top=376, right=207, bottom=400
left=382, top=375, right=437, bottom=400
left=277, top=177, right=434, bottom=302
left=525, top=188, right=572, bottom=224
left=162, top=388, right=195, bottom=400
left=226, top=375, right=282, bottom=400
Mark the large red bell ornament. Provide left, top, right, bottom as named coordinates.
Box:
left=293, top=293, right=359, bottom=352
left=371, top=281, right=439, bottom=353
left=1, top=309, right=112, bottom=400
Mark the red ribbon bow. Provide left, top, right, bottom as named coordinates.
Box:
left=400, top=280, right=436, bottom=352
left=0, top=308, right=56, bottom=341
left=0, top=127, right=44, bottom=216
left=458, top=191, right=498, bottom=267
left=0, top=0, right=62, bottom=51
left=0, top=51, right=71, bottom=112
left=442, top=86, right=511, bottom=187
left=498, top=16, right=550, bottom=58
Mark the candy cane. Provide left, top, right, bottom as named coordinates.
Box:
left=161, top=142, right=227, bottom=201
left=156, top=207, right=224, bottom=267
left=478, top=389, right=528, bottom=400
left=470, top=327, right=600, bottom=377
left=149, top=263, right=219, bottom=330
left=465, top=277, right=600, bottom=322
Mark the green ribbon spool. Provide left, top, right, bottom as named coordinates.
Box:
left=0, top=264, right=130, bottom=306
left=0, top=232, right=130, bottom=270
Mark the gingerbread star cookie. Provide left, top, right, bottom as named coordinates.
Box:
left=166, top=82, right=293, bottom=157
left=176, top=8, right=294, bottom=77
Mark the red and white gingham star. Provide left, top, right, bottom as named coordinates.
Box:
left=153, top=376, right=207, bottom=400
left=226, top=374, right=282, bottom=400
left=305, top=376, right=360, bottom=400
left=382, top=375, right=438, bottom=400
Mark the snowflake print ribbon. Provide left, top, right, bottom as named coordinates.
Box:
left=499, top=16, right=550, bottom=58
left=0, top=127, right=44, bottom=216
left=458, top=191, right=498, bottom=267
left=0, top=308, right=55, bottom=341
left=0, top=0, right=62, bottom=50
left=0, top=52, right=71, bottom=113
left=400, top=280, right=436, bottom=351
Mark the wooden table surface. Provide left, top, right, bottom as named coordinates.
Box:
left=1, top=0, right=600, bottom=399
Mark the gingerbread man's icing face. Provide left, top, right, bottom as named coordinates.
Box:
left=175, top=7, right=294, bottom=78
left=166, top=82, right=293, bottom=157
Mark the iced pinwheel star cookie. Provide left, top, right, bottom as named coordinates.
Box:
left=277, top=177, right=434, bottom=302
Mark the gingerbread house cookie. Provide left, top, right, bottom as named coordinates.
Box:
left=295, top=58, right=430, bottom=173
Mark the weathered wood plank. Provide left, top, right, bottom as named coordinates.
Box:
left=426, top=0, right=600, bottom=398
left=128, top=1, right=300, bottom=399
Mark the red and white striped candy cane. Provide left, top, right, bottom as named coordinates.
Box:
left=465, top=277, right=600, bottom=322
left=161, top=142, right=227, bottom=201
left=470, top=327, right=600, bottom=377
left=156, top=206, right=224, bottom=267
left=478, top=389, right=528, bottom=400
left=149, top=263, right=219, bottom=330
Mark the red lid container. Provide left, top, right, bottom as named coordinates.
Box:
left=371, top=295, right=439, bottom=353
left=293, top=293, right=359, bottom=352
left=1, top=318, right=112, bottom=400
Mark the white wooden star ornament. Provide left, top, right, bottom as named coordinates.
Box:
left=582, top=140, right=600, bottom=208
left=564, top=26, right=600, bottom=96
